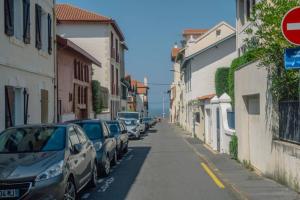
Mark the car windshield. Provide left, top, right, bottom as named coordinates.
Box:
left=0, top=127, right=66, bottom=153
left=118, top=113, right=139, bottom=119
left=78, top=123, right=103, bottom=140
left=108, top=124, right=120, bottom=135
left=143, top=118, right=152, bottom=122
left=122, top=119, right=137, bottom=126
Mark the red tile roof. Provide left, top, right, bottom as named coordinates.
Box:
left=56, top=4, right=125, bottom=41
left=171, top=47, right=181, bottom=61
left=197, top=94, right=216, bottom=100
left=183, top=29, right=208, bottom=36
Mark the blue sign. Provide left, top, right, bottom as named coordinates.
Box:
left=284, top=47, right=300, bottom=70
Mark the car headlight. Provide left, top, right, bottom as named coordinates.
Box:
left=93, top=142, right=103, bottom=151
left=35, top=160, right=64, bottom=182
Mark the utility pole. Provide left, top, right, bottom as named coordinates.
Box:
left=162, top=92, right=165, bottom=119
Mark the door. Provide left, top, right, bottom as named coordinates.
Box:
left=41, top=89, right=48, bottom=123
left=216, top=108, right=221, bottom=152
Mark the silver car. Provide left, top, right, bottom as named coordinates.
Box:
left=120, top=118, right=141, bottom=139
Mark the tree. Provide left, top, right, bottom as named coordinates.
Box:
left=245, top=0, right=300, bottom=101
left=92, top=80, right=103, bottom=115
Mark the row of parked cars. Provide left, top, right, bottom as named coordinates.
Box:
left=0, top=112, right=157, bottom=200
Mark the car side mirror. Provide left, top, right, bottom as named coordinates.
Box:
left=73, top=144, right=82, bottom=154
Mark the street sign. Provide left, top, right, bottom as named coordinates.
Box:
left=282, top=7, right=300, bottom=46
left=284, top=47, right=300, bottom=70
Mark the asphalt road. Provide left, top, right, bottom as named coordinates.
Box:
left=80, top=121, right=238, bottom=200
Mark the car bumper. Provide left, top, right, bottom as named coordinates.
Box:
left=22, top=175, right=65, bottom=200
left=128, top=131, right=139, bottom=139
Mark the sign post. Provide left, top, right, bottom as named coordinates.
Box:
left=282, top=7, right=300, bottom=103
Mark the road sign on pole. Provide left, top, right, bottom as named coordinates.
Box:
left=282, top=7, right=300, bottom=46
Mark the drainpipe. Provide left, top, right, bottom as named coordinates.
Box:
left=53, top=0, right=57, bottom=123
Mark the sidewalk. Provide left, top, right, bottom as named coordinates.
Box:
left=172, top=125, right=300, bottom=200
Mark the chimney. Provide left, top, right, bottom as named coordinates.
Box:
left=144, top=77, right=148, bottom=87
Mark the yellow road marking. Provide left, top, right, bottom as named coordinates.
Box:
left=201, top=162, right=225, bottom=189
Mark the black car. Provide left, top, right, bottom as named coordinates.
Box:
left=106, top=121, right=129, bottom=158
left=143, top=117, right=153, bottom=130
left=70, top=120, right=117, bottom=176
left=0, top=124, right=97, bottom=200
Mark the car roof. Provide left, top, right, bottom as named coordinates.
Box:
left=5, top=123, right=69, bottom=130
left=65, top=119, right=103, bottom=124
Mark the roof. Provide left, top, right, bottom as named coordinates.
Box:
left=197, top=94, right=216, bottom=100
left=57, top=35, right=102, bottom=67
left=56, top=4, right=125, bottom=41
left=171, top=47, right=181, bottom=61
left=130, top=80, right=149, bottom=94
left=183, top=29, right=208, bottom=36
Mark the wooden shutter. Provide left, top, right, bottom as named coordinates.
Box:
left=23, top=89, right=29, bottom=124
left=41, top=89, right=49, bottom=123
left=48, top=14, right=52, bottom=54
left=4, top=0, right=14, bottom=36
left=5, top=86, right=14, bottom=128
left=35, top=4, right=42, bottom=50
left=23, top=0, right=30, bottom=44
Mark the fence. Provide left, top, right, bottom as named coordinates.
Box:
left=279, top=101, right=300, bottom=144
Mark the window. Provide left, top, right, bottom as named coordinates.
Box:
left=69, top=126, right=80, bottom=146
left=246, top=0, right=251, bottom=19
left=75, top=126, right=87, bottom=144
left=238, top=0, right=245, bottom=26
left=111, top=32, right=114, bottom=58
left=195, top=112, right=200, bottom=123
left=116, top=39, right=119, bottom=62
left=116, top=68, right=119, bottom=95
left=35, top=4, right=52, bottom=53
left=14, top=0, right=23, bottom=40
left=111, top=65, right=115, bottom=95
left=74, top=59, right=77, bottom=79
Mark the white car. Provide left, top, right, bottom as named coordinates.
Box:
left=121, top=118, right=141, bottom=139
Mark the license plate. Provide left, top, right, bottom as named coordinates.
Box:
left=0, top=189, right=20, bottom=198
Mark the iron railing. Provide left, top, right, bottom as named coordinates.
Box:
left=279, top=101, right=300, bottom=144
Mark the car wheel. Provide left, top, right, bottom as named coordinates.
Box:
left=102, top=156, right=110, bottom=177
left=123, top=143, right=128, bottom=153
left=88, top=163, right=98, bottom=188
left=111, top=151, right=118, bottom=166
left=64, top=179, right=76, bottom=200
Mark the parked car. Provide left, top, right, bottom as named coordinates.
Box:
left=70, top=120, right=117, bottom=177
left=120, top=118, right=141, bottom=139
left=0, top=124, right=97, bottom=200
left=106, top=121, right=129, bottom=158
left=117, top=111, right=145, bottom=133
left=143, top=117, right=153, bottom=130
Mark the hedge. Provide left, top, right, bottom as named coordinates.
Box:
left=228, top=50, right=259, bottom=105
left=215, top=68, right=229, bottom=97
left=229, top=135, right=238, bottom=160
left=92, top=80, right=103, bottom=114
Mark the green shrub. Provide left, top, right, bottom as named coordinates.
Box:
left=215, top=68, right=229, bottom=97
left=92, top=80, right=103, bottom=115
left=228, top=50, right=259, bottom=105
left=229, top=135, right=238, bottom=160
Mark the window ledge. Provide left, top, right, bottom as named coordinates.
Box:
left=10, top=37, right=25, bottom=48
left=39, top=50, right=49, bottom=59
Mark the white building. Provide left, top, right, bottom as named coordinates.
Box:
left=0, top=0, right=55, bottom=131
left=56, top=4, right=127, bottom=120
left=181, top=22, right=237, bottom=145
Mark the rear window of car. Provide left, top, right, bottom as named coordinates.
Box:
left=77, top=123, right=103, bottom=140
left=108, top=124, right=120, bottom=135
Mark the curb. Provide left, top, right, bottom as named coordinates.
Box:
left=181, top=134, right=249, bottom=200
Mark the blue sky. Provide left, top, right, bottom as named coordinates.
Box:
left=57, top=0, right=236, bottom=115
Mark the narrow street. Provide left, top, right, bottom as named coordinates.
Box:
left=81, top=121, right=238, bottom=200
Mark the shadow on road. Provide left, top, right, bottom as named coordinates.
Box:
left=84, top=146, right=151, bottom=200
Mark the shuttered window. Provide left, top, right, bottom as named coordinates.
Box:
left=23, top=0, right=30, bottom=44
left=4, top=0, right=14, bottom=36
left=35, top=4, right=42, bottom=50
left=48, top=13, right=52, bottom=54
